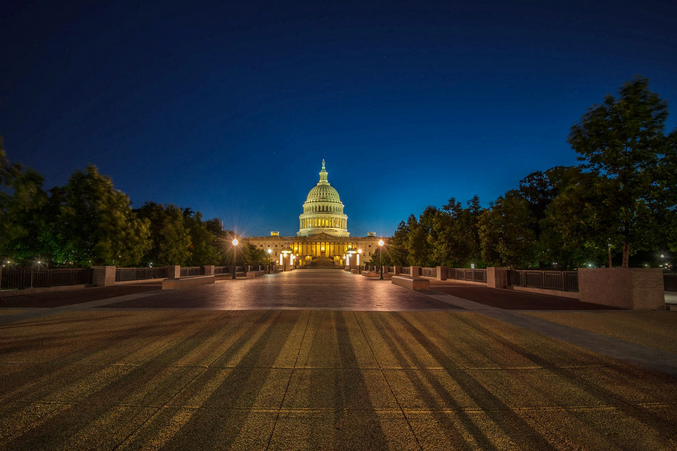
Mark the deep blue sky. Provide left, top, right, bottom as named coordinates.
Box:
left=2, top=0, right=676, bottom=238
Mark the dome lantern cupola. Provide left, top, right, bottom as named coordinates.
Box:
left=297, top=160, right=349, bottom=237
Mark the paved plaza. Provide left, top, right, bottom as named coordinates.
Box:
left=1, top=270, right=677, bottom=450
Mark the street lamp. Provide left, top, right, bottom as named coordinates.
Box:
left=358, top=249, right=362, bottom=274
left=267, top=248, right=272, bottom=274
left=378, top=239, right=384, bottom=280
left=281, top=249, right=291, bottom=271
left=232, top=238, right=238, bottom=279
left=347, top=248, right=356, bottom=272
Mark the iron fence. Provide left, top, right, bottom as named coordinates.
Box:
left=665, top=273, right=677, bottom=292
left=1, top=268, right=93, bottom=290
left=421, top=267, right=437, bottom=278
left=401, top=267, right=411, bottom=275
left=214, top=266, right=229, bottom=274
left=449, top=268, right=487, bottom=283
left=388, top=266, right=395, bottom=273
left=115, top=267, right=167, bottom=282
left=509, top=270, right=578, bottom=292
left=180, top=266, right=202, bottom=277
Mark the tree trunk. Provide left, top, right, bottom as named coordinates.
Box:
left=622, top=242, right=630, bottom=268
left=608, top=245, right=613, bottom=268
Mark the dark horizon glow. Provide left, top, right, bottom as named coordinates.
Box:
left=2, top=0, right=676, bottom=237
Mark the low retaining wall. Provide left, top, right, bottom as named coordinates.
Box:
left=245, top=271, right=265, bottom=277
left=392, top=276, right=430, bottom=291
left=362, top=271, right=393, bottom=279
left=443, top=278, right=487, bottom=286
left=512, top=285, right=580, bottom=299
left=0, top=284, right=88, bottom=297
left=579, top=268, right=664, bottom=310
left=215, top=272, right=245, bottom=279
left=162, top=276, right=215, bottom=290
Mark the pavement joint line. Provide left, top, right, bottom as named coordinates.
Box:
left=0, top=289, right=166, bottom=326
left=94, top=306, right=460, bottom=312
left=353, top=311, right=425, bottom=451
left=425, top=291, right=677, bottom=377
left=8, top=401, right=674, bottom=413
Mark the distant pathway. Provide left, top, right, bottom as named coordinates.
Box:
left=1, top=270, right=676, bottom=377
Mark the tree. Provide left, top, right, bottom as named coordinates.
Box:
left=431, top=196, right=484, bottom=268
left=518, top=166, right=581, bottom=225
left=183, top=209, right=222, bottom=266
left=0, top=137, right=49, bottom=263
left=568, top=77, right=675, bottom=267
left=407, top=208, right=438, bottom=266
left=47, top=165, right=151, bottom=266
left=478, top=191, right=538, bottom=268
left=137, top=202, right=191, bottom=266
left=667, top=130, right=677, bottom=252
left=385, top=220, right=410, bottom=266
left=541, top=172, right=614, bottom=268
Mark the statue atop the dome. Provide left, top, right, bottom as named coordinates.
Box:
left=319, top=159, right=329, bottom=184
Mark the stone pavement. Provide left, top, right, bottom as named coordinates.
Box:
left=0, top=269, right=676, bottom=450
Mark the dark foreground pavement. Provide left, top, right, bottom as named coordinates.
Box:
left=1, top=270, right=676, bottom=450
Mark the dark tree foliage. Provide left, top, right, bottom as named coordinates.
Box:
left=568, top=76, right=675, bottom=267
left=136, top=203, right=191, bottom=266
left=478, top=191, right=538, bottom=268
left=183, top=209, right=222, bottom=266
left=45, top=165, right=151, bottom=266
left=431, top=196, right=484, bottom=268
left=0, top=137, right=49, bottom=263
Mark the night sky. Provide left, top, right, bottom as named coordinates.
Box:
left=2, top=0, right=676, bottom=238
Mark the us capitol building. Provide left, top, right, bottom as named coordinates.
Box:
left=246, top=160, right=384, bottom=267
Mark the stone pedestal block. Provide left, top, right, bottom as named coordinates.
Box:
left=203, top=265, right=215, bottom=276
left=394, top=266, right=401, bottom=275
left=410, top=266, right=420, bottom=277
left=92, top=266, right=116, bottom=287
left=578, top=268, right=665, bottom=310
left=392, top=275, right=430, bottom=291
left=166, top=266, right=180, bottom=279
left=436, top=266, right=449, bottom=281
left=487, top=267, right=509, bottom=289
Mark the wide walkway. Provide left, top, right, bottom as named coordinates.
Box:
left=0, top=269, right=676, bottom=450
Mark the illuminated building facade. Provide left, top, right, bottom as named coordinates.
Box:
left=246, top=160, right=384, bottom=267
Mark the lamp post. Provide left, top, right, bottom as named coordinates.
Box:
left=267, top=248, right=272, bottom=274
left=347, top=248, right=356, bottom=272
left=281, top=250, right=290, bottom=271
left=378, top=239, right=384, bottom=280
left=232, top=238, right=238, bottom=279
left=358, top=249, right=362, bottom=274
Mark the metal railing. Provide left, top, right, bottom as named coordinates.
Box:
left=401, top=267, right=411, bottom=275
left=449, top=268, right=487, bottom=283
left=1, top=268, right=93, bottom=290
left=180, top=266, right=202, bottom=277
left=214, top=266, right=229, bottom=274
left=115, top=267, right=167, bottom=282
left=421, top=267, right=437, bottom=278
left=509, top=270, right=578, bottom=292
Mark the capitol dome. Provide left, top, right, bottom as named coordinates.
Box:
left=298, top=160, right=349, bottom=237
